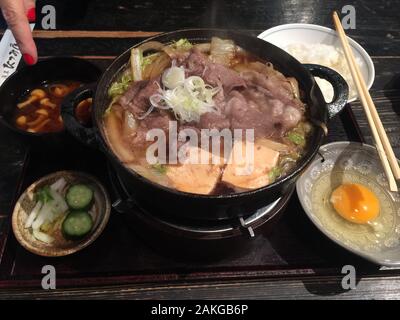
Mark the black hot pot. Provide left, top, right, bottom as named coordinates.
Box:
left=62, top=29, right=348, bottom=221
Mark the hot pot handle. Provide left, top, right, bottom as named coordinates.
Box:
left=62, top=83, right=99, bottom=150
left=303, top=64, right=349, bottom=120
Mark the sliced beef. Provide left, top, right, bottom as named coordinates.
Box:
left=199, top=112, right=230, bottom=131
left=185, top=50, right=208, bottom=76
left=212, top=88, right=226, bottom=113
left=118, top=77, right=161, bottom=118
left=203, top=63, right=246, bottom=93
left=241, top=70, right=303, bottom=109
left=179, top=123, right=201, bottom=136
left=184, top=50, right=245, bottom=93
left=270, top=99, right=285, bottom=117
left=163, top=47, right=191, bottom=64
left=230, top=70, right=304, bottom=134
left=182, top=51, right=304, bottom=136
left=281, top=105, right=302, bottom=130
left=118, top=48, right=306, bottom=148
left=142, top=111, right=171, bottom=132
left=227, top=91, right=276, bottom=138
left=118, top=80, right=147, bottom=108
left=128, top=111, right=171, bottom=150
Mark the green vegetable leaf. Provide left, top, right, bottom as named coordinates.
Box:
left=287, top=132, right=305, bottom=146
left=152, top=163, right=167, bottom=174
left=108, top=73, right=133, bottom=98
left=268, top=166, right=282, bottom=182
left=35, top=185, right=53, bottom=204
left=173, top=38, right=193, bottom=50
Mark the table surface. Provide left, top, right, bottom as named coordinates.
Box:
left=1, top=0, right=400, bottom=299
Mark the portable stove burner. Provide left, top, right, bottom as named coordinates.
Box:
left=108, top=163, right=295, bottom=241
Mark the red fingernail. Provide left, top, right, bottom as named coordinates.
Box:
left=27, top=8, right=36, bottom=22
left=23, top=54, right=35, bottom=65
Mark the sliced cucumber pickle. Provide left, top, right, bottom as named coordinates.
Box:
left=62, top=211, right=93, bottom=239
left=66, top=184, right=93, bottom=210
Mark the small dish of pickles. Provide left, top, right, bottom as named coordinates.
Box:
left=12, top=171, right=111, bottom=257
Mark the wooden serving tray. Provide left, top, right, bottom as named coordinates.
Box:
left=0, top=58, right=398, bottom=299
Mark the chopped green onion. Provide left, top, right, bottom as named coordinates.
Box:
left=35, top=185, right=53, bottom=204
left=149, top=74, right=219, bottom=123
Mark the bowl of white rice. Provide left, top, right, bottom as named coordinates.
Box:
left=258, top=23, right=375, bottom=103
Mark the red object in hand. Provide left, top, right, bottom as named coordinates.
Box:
left=27, top=8, right=36, bottom=22
left=23, top=54, right=35, bottom=65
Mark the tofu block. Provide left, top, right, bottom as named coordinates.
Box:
left=165, top=147, right=223, bottom=194
left=222, top=139, right=279, bottom=191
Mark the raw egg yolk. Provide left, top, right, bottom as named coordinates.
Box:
left=330, top=183, right=380, bottom=224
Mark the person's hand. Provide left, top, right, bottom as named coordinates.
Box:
left=1, top=0, right=37, bottom=65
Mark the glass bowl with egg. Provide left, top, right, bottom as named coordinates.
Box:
left=296, top=141, right=400, bottom=266
left=258, top=23, right=375, bottom=103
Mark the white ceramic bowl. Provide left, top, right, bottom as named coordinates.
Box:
left=258, top=23, right=375, bottom=103
left=296, top=141, right=400, bottom=266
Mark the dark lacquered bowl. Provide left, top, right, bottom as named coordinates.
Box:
left=62, top=29, right=349, bottom=221
left=0, top=57, right=101, bottom=146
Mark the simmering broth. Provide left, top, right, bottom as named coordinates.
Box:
left=104, top=37, right=313, bottom=195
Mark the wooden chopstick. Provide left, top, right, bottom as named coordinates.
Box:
left=333, top=13, right=400, bottom=180
left=333, top=11, right=399, bottom=192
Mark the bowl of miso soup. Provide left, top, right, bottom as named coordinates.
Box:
left=0, top=57, right=101, bottom=137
